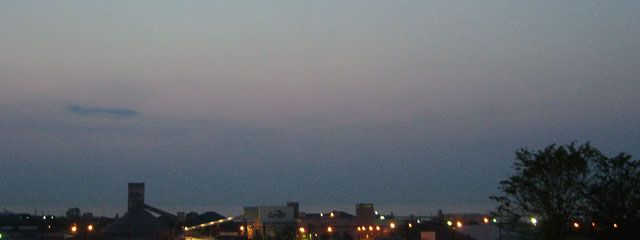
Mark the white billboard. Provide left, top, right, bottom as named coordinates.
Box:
left=259, top=206, right=294, bottom=223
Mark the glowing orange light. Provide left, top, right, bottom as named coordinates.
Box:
left=299, top=227, right=305, bottom=233
left=87, top=225, right=93, bottom=231
left=369, top=226, right=373, bottom=231
left=456, top=221, right=462, bottom=228
left=330, top=212, right=335, bottom=218
left=376, top=226, right=380, bottom=231
left=613, top=223, right=618, bottom=228
left=327, top=226, right=333, bottom=232
left=408, top=223, right=413, bottom=228
left=483, top=217, right=489, bottom=223
left=390, top=223, right=396, bottom=229
left=573, top=222, right=579, bottom=228
left=240, top=226, right=245, bottom=231
left=71, top=226, right=77, bottom=233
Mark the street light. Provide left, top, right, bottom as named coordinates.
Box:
left=573, top=222, right=579, bottom=229
left=456, top=221, right=462, bottom=228
left=87, top=225, right=93, bottom=231
left=390, top=223, right=396, bottom=229
left=299, top=227, right=305, bottom=233
left=493, top=217, right=502, bottom=240
left=530, top=217, right=538, bottom=226
left=446, top=220, right=454, bottom=240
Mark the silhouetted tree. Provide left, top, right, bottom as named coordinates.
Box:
left=492, top=142, right=640, bottom=240
left=585, top=153, right=640, bottom=239
left=490, top=143, right=599, bottom=239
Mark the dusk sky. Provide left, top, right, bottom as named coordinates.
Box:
left=1, top=1, right=639, bottom=217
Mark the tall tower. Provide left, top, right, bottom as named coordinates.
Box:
left=128, top=183, right=145, bottom=211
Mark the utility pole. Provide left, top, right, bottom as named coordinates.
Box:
left=263, top=221, right=267, bottom=240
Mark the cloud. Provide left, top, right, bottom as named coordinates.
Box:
left=67, top=105, right=139, bottom=118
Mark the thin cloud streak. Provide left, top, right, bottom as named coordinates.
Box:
left=67, top=105, right=139, bottom=118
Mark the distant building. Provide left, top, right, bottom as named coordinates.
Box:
left=356, top=203, right=376, bottom=226
left=288, top=202, right=300, bottom=218
left=225, top=203, right=384, bottom=240
left=299, top=210, right=357, bottom=240
left=242, top=205, right=296, bottom=239
left=103, top=207, right=173, bottom=240
left=128, top=183, right=145, bottom=211
left=103, top=183, right=178, bottom=240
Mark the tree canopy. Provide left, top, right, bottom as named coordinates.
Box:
left=491, top=142, right=640, bottom=240
left=585, top=153, right=640, bottom=239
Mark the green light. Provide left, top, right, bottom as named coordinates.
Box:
left=492, top=218, right=497, bottom=223
left=447, top=220, right=452, bottom=226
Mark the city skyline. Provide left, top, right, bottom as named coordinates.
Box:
left=1, top=1, right=639, bottom=218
